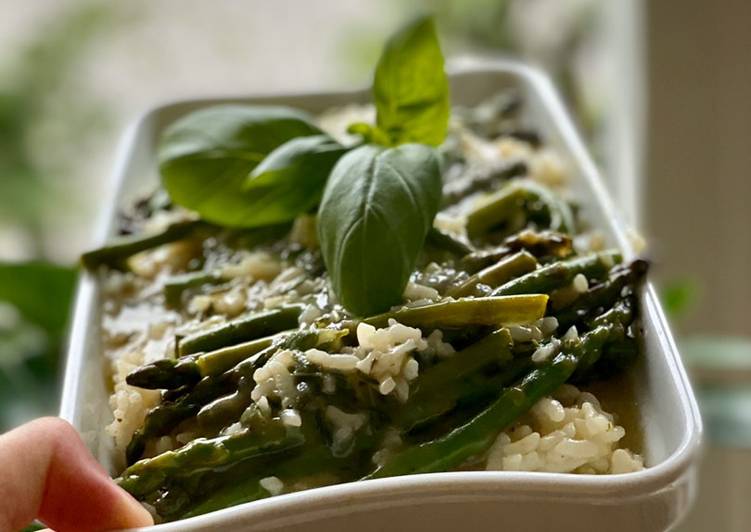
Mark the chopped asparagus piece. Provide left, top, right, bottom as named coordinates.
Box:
left=178, top=305, right=304, bottom=355
left=81, top=219, right=209, bottom=271
left=364, top=295, right=549, bottom=329
left=448, top=250, right=538, bottom=297
left=491, top=251, right=622, bottom=297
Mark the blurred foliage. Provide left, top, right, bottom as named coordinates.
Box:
left=20, top=522, right=46, bottom=532
left=0, top=2, right=118, bottom=430
left=0, top=2, right=114, bottom=255
left=0, top=262, right=76, bottom=429
left=428, top=0, right=515, bottom=50
left=661, top=278, right=700, bottom=322
left=341, top=0, right=600, bottom=141
left=427, top=0, right=600, bottom=139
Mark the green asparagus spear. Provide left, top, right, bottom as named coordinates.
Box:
left=588, top=296, right=635, bottom=330
left=179, top=444, right=340, bottom=518
left=442, top=160, right=527, bottom=206
left=118, top=423, right=304, bottom=498
left=464, top=182, right=524, bottom=238
left=125, top=372, right=237, bottom=465
left=491, top=251, right=621, bottom=297
left=503, top=229, right=573, bottom=259
left=554, top=259, right=647, bottom=330
left=81, top=219, right=209, bottom=271
left=178, top=305, right=303, bottom=355
left=413, top=329, right=513, bottom=397
left=363, top=294, right=548, bottom=329
left=228, top=328, right=343, bottom=380
left=465, top=180, right=575, bottom=238
left=576, top=313, right=630, bottom=379
left=126, top=328, right=333, bottom=464
left=398, top=357, right=532, bottom=432
left=384, top=328, right=517, bottom=433
left=179, top=475, right=270, bottom=519
left=460, top=229, right=572, bottom=273
left=195, top=377, right=255, bottom=434
left=141, top=410, right=357, bottom=520
left=365, top=324, right=613, bottom=479
left=126, top=333, right=285, bottom=390
left=177, top=405, right=383, bottom=520
left=578, top=336, right=639, bottom=382
left=196, top=333, right=286, bottom=376
left=191, top=329, right=344, bottom=435
left=126, top=357, right=202, bottom=390
left=164, top=271, right=226, bottom=307
left=425, top=227, right=474, bottom=256
left=447, top=250, right=538, bottom=297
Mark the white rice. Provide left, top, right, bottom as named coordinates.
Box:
left=562, top=325, right=579, bottom=342
left=245, top=320, right=454, bottom=420
left=433, top=212, right=468, bottom=238
left=528, top=148, right=569, bottom=188
left=485, top=384, right=643, bottom=474
left=105, top=335, right=166, bottom=461
left=325, top=405, right=368, bottom=453
left=531, top=339, right=560, bottom=363
left=403, top=281, right=440, bottom=302
left=251, top=349, right=298, bottom=408
left=536, top=316, right=559, bottom=336
left=280, top=408, right=302, bottom=427
left=572, top=273, right=589, bottom=293
left=259, top=476, right=285, bottom=496
left=220, top=251, right=281, bottom=281
left=508, top=324, right=543, bottom=343
left=424, top=329, right=456, bottom=359
left=354, top=320, right=427, bottom=402
left=573, top=230, right=606, bottom=254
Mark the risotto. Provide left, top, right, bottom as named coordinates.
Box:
left=81, top=16, right=646, bottom=523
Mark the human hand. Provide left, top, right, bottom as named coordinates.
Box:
left=0, top=417, right=153, bottom=532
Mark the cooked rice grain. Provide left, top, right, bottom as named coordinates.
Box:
left=486, top=385, right=643, bottom=474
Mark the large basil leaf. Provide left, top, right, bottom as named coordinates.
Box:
left=158, top=105, right=321, bottom=227
left=373, top=16, right=449, bottom=147
left=242, top=135, right=347, bottom=225
left=318, top=144, right=442, bottom=316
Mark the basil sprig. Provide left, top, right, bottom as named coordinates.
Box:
left=318, top=144, right=442, bottom=316
left=157, top=15, right=450, bottom=315
left=373, top=16, right=449, bottom=146
left=317, top=15, right=450, bottom=313
left=158, top=105, right=322, bottom=228
left=244, top=135, right=347, bottom=226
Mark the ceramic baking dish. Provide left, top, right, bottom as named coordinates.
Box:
left=60, top=59, right=702, bottom=531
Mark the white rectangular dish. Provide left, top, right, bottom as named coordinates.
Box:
left=60, top=59, right=702, bottom=532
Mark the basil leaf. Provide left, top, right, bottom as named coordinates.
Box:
left=158, top=105, right=321, bottom=227
left=318, top=144, right=442, bottom=316
left=373, top=16, right=449, bottom=147
left=346, top=122, right=391, bottom=145
left=241, top=135, right=348, bottom=225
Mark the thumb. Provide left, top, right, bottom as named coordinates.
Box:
left=0, top=417, right=153, bottom=532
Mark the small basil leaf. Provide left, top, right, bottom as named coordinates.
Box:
left=373, top=16, right=449, bottom=147
left=346, top=122, right=391, bottom=145
left=318, top=143, right=442, bottom=316
left=242, top=135, right=347, bottom=225
left=158, top=105, right=321, bottom=227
